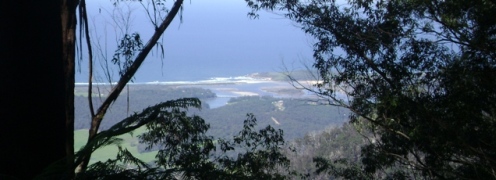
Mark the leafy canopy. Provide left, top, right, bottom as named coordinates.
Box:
left=246, top=0, right=496, bottom=179
left=75, top=98, right=293, bottom=179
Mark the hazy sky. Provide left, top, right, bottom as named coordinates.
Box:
left=78, top=0, right=314, bottom=82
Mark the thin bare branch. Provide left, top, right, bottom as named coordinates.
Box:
left=80, top=0, right=96, bottom=117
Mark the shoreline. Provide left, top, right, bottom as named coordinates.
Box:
left=75, top=75, right=275, bottom=86
left=74, top=75, right=327, bottom=100
left=76, top=81, right=315, bottom=99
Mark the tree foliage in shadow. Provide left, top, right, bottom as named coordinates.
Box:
left=246, top=0, right=496, bottom=179
left=75, top=98, right=294, bottom=179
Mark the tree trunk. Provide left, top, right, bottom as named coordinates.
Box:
left=61, top=0, right=78, bottom=178
left=0, top=0, right=67, bottom=179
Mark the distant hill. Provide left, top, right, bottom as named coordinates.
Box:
left=199, top=96, right=348, bottom=140
left=247, top=69, right=319, bottom=81
left=75, top=84, right=348, bottom=140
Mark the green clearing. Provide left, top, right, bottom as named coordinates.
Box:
left=74, top=127, right=157, bottom=165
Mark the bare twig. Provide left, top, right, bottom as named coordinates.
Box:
left=79, top=0, right=96, bottom=117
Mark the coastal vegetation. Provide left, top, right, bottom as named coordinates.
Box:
left=202, top=95, right=346, bottom=140
left=75, top=86, right=216, bottom=130
left=74, top=98, right=293, bottom=179
left=72, top=85, right=371, bottom=179
left=248, top=0, right=496, bottom=178
left=2, top=0, right=495, bottom=179
left=72, top=85, right=358, bottom=179
left=75, top=85, right=347, bottom=140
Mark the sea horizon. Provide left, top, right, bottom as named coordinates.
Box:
left=75, top=73, right=276, bottom=86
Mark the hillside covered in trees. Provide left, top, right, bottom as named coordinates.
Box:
left=75, top=85, right=348, bottom=140
left=3, top=0, right=495, bottom=178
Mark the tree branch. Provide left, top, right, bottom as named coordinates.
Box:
left=79, top=0, right=96, bottom=117
left=76, top=0, right=184, bottom=174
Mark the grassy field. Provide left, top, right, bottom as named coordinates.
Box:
left=74, top=127, right=157, bottom=165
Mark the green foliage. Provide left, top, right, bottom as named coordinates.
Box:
left=74, top=98, right=202, bottom=175
left=76, top=88, right=347, bottom=141
left=74, top=86, right=216, bottom=130
left=314, top=157, right=372, bottom=180
left=75, top=98, right=293, bottom=179
left=247, top=0, right=496, bottom=179
left=112, top=33, right=144, bottom=76
left=200, top=96, right=347, bottom=140
left=213, top=114, right=292, bottom=179
left=284, top=123, right=372, bottom=179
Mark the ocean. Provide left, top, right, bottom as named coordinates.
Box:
left=77, top=0, right=315, bottom=83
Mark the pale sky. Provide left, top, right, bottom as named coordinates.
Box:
left=78, top=0, right=315, bottom=82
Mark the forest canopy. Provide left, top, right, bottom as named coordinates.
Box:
left=2, top=0, right=495, bottom=179
left=246, top=0, right=496, bottom=179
